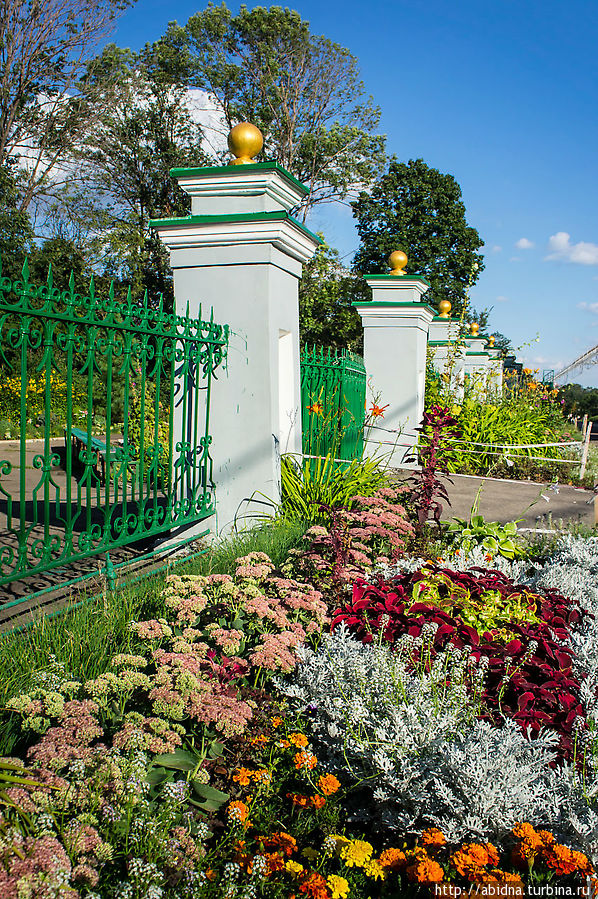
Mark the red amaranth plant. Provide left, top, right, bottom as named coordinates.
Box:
left=332, top=565, right=590, bottom=763
left=408, top=405, right=460, bottom=535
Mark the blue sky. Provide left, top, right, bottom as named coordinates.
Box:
left=113, top=0, right=598, bottom=385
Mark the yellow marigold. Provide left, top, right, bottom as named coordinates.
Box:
left=294, top=750, right=317, bottom=770
left=340, top=839, right=374, bottom=868
left=364, top=859, right=386, bottom=881
left=302, top=847, right=319, bottom=861
left=285, top=860, right=304, bottom=876
left=327, top=874, right=350, bottom=898
left=379, top=847, right=406, bottom=870
left=227, top=800, right=249, bottom=823
left=289, top=732, right=309, bottom=748
left=318, top=774, right=340, bottom=796
left=421, top=828, right=447, bottom=852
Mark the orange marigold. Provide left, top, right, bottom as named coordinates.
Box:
left=512, top=822, right=542, bottom=849
left=421, top=828, right=447, bottom=852
left=287, top=792, right=310, bottom=808
left=265, top=832, right=298, bottom=856
left=289, top=732, right=309, bottom=748
left=450, top=849, right=486, bottom=882
left=294, top=751, right=317, bottom=770
left=264, top=852, right=285, bottom=875
left=299, top=870, right=329, bottom=898
left=270, top=716, right=284, bottom=727
left=544, top=844, right=582, bottom=876
left=379, top=847, right=407, bottom=870
left=318, top=774, right=341, bottom=796
left=537, top=830, right=556, bottom=848
left=233, top=767, right=253, bottom=786
left=463, top=843, right=492, bottom=867
left=311, top=794, right=326, bottom=809
left=407, top=856, right=444, bottom=884
left=485, top=844, right=500, bottom=867
left=571, top=850, right=592, bottom=875
left=227, top=800, right=249, bottom=823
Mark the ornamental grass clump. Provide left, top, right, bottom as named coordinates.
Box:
left=333, top=565, right=590, bottom=763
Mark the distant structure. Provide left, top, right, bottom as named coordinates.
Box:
left=554, top=343, right=598, bottom=383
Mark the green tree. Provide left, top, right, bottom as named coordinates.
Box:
left=352, top=158, right=485, bottom=314
left=166, top=3, right=385, bottom=217
left=0, top=166, right=33, bottom=279
left=0, top=0, right=135, bottom=212
left=299, top=241, right=367, bottom=351
left=63, top=42, right=210, bottom=305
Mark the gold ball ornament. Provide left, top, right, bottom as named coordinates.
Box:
left=228, top=122, right=264, bottom=165
left=438, top=299, right=452, bottom=318
left=488, top=334, right=495, bottom=347
left=470, top=321, right=480, bottom=336
left=388, top=250, right=408, bottom=276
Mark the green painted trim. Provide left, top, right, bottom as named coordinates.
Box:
left=149, top=210, right=322, bottom=245
left=428, top=340, right=451, bottom=347
left=169, top=161, right=309, bottom=196
left=353, top=300, right=436, bottom=315
left=363, top=273, right=431, bottom=287
left=465, top=351, right=491, bottom=357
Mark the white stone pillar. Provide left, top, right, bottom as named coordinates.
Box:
left=428, top=299, right=465, bottom=399
left=486, top=339, right=503, bottom=395
left=151, top=124, right=320, bottom=533
left=354, top=252, right=434, bottom=468
left=463, top=323, right=491, bottom=394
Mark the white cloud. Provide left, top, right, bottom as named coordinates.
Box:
left=491, top=245, right=502, bottom=253
left=515, top=237, right=534, bottom=249
left=496, top=295, right=509, bottom=303
left=577, top=301, right=598, bottom=314
left=545, top=232, right=598, bottom=265
left=509, top=256, right=520, bottom=262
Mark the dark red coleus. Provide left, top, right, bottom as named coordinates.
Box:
left=332, top=565, right=592, bottom=765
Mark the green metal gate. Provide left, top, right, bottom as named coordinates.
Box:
left=0, top=259, right=228, bottom=591
left=300, top=346, right=366, bottom=461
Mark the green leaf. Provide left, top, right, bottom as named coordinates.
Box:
left=152, top=750, right=201, bottom=772
left=191, top=781, right=229, bottom=804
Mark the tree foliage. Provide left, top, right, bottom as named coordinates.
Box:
left=559, top=384, right=598, bottom=420
left=299, top=241, right=367, bottom=351
left=0, top=0, right=134, bottom=212
left=165, top=3, right=386, bottom=216
left=352, top=158, right=485, bottom=314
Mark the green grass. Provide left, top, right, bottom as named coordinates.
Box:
left=0, top=517, right=306, bottom=755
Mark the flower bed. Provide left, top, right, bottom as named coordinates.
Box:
left=2, top=492, right=598, bottom=898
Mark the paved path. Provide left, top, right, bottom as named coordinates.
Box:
left=439, top=473, right=596, bottom=529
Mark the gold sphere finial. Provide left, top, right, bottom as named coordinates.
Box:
left=470, top=321, right=480, bottom=337
left=388, top=250, right=408, bottom=276
left=228, top=122, right=264, bottom=165
left=488, top=334, right=495, bottom=347
left=438, top=299, right=452, bottom=318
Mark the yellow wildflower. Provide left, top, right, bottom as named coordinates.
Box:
left=364, top=858, right=386, bottom=881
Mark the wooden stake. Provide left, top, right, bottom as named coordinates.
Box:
left=580, top=420, right=592, bottom=480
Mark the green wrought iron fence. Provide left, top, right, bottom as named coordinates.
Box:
left=300, top=346, right=366, bottom=461
left=0, top=259, right=228, bottom=590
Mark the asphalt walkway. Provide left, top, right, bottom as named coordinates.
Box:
left=438, top=473, right=596, bottom=529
